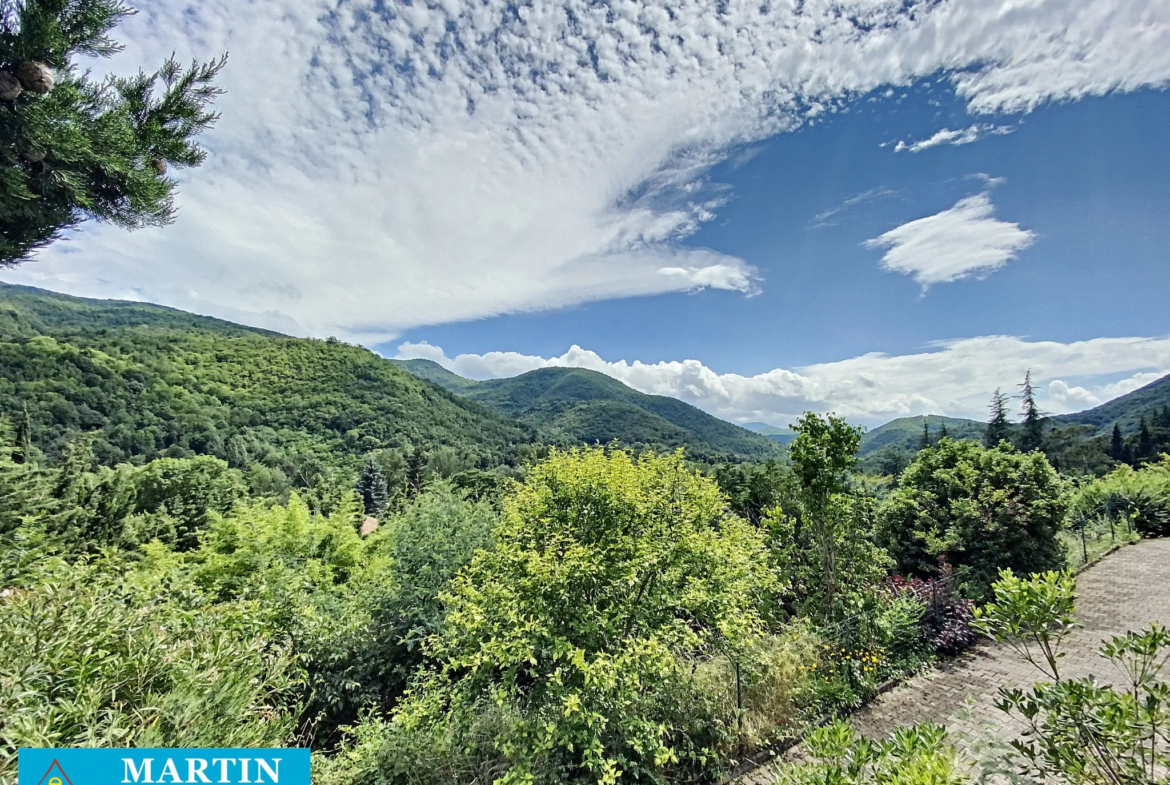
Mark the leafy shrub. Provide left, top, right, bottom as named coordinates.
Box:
left=886, top=564, right=977, bottom=656
left=978, top=569, right=1170, bottom=785
left=973, top=569, right=1078, bottom=681
left=878, top=440, right=1068, bottom=600
left=334, top=449, right=778, bottom=785
left=1068, top=458, right=1170, bottom=537
left=770, top=719, right=968, bottom=785
left=998, top=624, right=1170, bottom=785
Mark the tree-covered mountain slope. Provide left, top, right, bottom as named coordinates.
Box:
left=741, top=422, right=799, bottom=444
left=0, top=284, right=533, bottom=469
left=857, top=415, right=986, bottom=456
left=391, top=361, right=780, bottom=460
left=1053, top=374, right=1170, bottom=434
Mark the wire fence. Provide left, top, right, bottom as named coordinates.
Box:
left=1063, top=504, right=1139, bottom=570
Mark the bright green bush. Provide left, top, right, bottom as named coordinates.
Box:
left=973, top=569, right=1079, bottom=681
left=771, top=719, right=968, bottom=785
left=1068, top=457, right=1170, bottom=537
left=878, top=440, right=1068, bottom=599
left=333, top=448, right=778, bottom=785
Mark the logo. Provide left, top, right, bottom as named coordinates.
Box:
left=36, top=760, right=74, bottom=785
left=18, top=749, right=310, bottom=785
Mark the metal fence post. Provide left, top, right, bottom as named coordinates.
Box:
left=735, top=661, right=742, bottom=731
left=1081, top=519, right=1089, bottom=564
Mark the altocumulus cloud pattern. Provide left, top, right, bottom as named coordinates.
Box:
left=7, top=0, right=1170, bottom=342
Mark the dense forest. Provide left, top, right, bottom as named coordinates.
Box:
left=393, top=359, right=780, bottom=461
left=2, top=284, right=1170, bottom=785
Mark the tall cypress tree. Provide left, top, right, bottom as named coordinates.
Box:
left=984, top=388, right=1010, bottom=448
left=1018, top=370, right=1045, bottom=452
left=1137, top=417, right=1153, bottom=462
left=1, top=0, right=225, bottom=265
left=355, top=457, right=388, bottom=516
left=1110, top=423, right=1125, bottom=461
left=12, top=403, right=33, bottom=464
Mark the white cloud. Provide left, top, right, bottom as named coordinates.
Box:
left=396, top=335, right=1170, bottom=427
left=893, top=124, right=1015, bottom=152
left=864, top=192, right=1036, bottom=286
left=3, top=0, right=1170, bottom=339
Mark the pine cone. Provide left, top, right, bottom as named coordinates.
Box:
left=16, top=61, right=54, bottom=94
left=0, top=70, right=21, bottom=100
left=152, top=158, right=168, bottom=175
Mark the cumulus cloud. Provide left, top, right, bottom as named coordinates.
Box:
left=893, top=124, right=1016, bottom=152
left=864, top=192, right=1036, bottom=286
left=397, top=335, right=1170, bottom=427
left=4, top=0, right=1170, bottom=339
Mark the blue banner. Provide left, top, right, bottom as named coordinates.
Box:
left=18, top=749, right=310, bottom=785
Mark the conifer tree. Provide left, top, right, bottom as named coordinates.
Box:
left=355, top=457, right=388, bottom=517
left=12, top=402, right=32, bottom=463
left=938, top=422, right=949, bottom=440
left=1137, top=417, right=1153, bottom=462
left=985, top=388, right=1010, bottom=448
left=1018, top=370, right=1046, bottom=452
left=405, top=445, right=427, bottom=498
left=919, top=420, right=931, bottom=451
left=1110, top=423, right=1125, bottom=461
left=1, top=0, right=225, bottom=264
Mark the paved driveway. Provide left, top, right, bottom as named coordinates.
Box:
left=741, top=539, right=1170, bottom=784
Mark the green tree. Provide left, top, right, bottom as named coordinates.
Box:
left=788, top=412, right=868, bottom=606
left=388, top=449, right=777, bottom=784
left=404, top=445, right=427, bottom=498
left=1, top=0, right=225, bottom=264
left=878, top=439, right=1068, bottom=598
left=920, top=420, right=931, bottom=451
left=985, top=388, right=1010, bottom=448
left=1109, top=423, right=1126, bottom=462
left=355, top=456, right=389, bottom=516
left=1137, top=417, right=1153, bottom=463
left=1018, top=370, right=1046, bottom=452
left=12, top=402, right=32, bottom=463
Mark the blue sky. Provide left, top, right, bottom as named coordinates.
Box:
left=390, top=87, right=1170, bottom=376
left=4, top=0, right=1170, bottom=426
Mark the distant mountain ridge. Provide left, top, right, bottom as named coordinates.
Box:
left=857, top=415, right=986, bottom=456
left=0, top=284, right=533, bottom=468
left=1054, top=374, right=1170, bottom=434
left=391, top=359, right=779, bottom=460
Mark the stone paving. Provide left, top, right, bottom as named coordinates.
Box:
left=739, top=539, right=1170, bottom=785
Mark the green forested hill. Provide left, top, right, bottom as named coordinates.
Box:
left=858, top=415, right=986, bottom=456
left=0, top=284, right=533, bottom=472
left=1054, top=374, right=1170, bottom=434
left=392, top=361, right=780, bottom=460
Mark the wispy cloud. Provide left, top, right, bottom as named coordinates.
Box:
left=396, top=336, right=1170, bottom=427
left=864, top=191, right=1036, bottom=287
left=4, top=0, right=1170, bottom=339
left=893, top=124, right=1016, bottom=152
left=809, top=187, right=901, bottom=229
